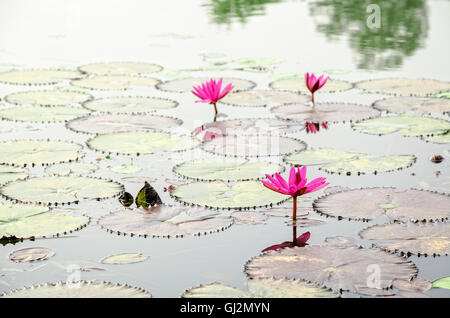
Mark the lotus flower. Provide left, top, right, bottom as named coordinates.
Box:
left=262, top=232, right=310, bottom=252
left=192, top=78, right=233, bottom=121
left=305, top=122, right=329, bottom=134
left=304, top=72, right=328, bottom=104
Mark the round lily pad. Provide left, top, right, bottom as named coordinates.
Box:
left=156, top=77, right=256, bottom=93
left=220, top=89, right=309, bottom=107
left=0, top=140, right=83, bottom=166
left=284, top=148, right=416, bottom=175
left=82, top=96, right=178, bottom=113
left=0, top=176, right=123, bottom=205
left=392, top=278, right=432, bottom=293
left=87, top=131, right=200, bottom=155
left=171, top=181, right=288, bottom=209
left=71, top=75, right=160, bottom=90
left=9, top=247, right=55, bottom=263
left=173, top=158, right=285, bottom=182
left=359, top=222, right=450, bottom=256
left=245, top=245, right=417, bottom=292
left=0, top=281, right=151, bottom=298
left=202, top=135, right=306, bottom=157
left=98, top=205, right=233, bottom=237
left=432, top=277, right=450, bottom=290
left=67, top=114, right=182, bottom=134
left=0, top=203, right=89, bottom=238
left=352, top=115, right=450, bottom=137
left=182, top=282, right=251, bottom=298
left=0, top=165, right=27, bottom=184
left=199, top=118, right=305, bottom=135
left=0, top=69, right=84, bottom=85
left=422, top=133, right=450, bottom=144
left=373, top=97, right=450, bottom=115
left=271, top=103, right=380, bottom=123
left=231, top=211, right=268, bottom=225
left=269, top=78, right=353, bottom=93
left=5, top=90, right=93, bottom=106
left=79, top=62, right=163, bottom=75
left=0, top=106, right=91, bottom=123
left=313, top=188, right=450, bottom=222
left=356, top=78, right=450, bottom=97
left=110, top=164, right=142, bottom=174
left=101, top=252, right=149, bottom=265
left=324, top=236, right=359, bottom=248
left=45, top=162, right=98, bottom=176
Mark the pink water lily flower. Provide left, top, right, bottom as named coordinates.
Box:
left=192, top=78, right=233, bottom=121
left=304, top=72, right=328, bottom=104
left=262, top=232, right=310, bottom=252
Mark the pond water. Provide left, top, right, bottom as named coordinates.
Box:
left=0, top=0, right=449, bottom=298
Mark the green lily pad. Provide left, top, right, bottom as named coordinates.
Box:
left=100, top=252, right=149, bottom=265
left=45, top=162, right=98, bottom=176
left=0, top=106, right=91, bottom=123
left=432, top=277, right=450, bottom=290
left=0, top=69, right=84, bottom=85
left=110, top=164, right=142, bottom=174
left=0, top=176, right=123, bottom=205
left=82, top=96, right=178, bottom=113
left=9, top=247, right=55, bottom=263
left=200, top=118, right=305, bottom=135
left=171, top=181, right=288, bottom=209
left=87, top=131, right=200, bottom=155
left=284, top=148, right=416, bottom=175
left=373, top=97, right=450, bottom=115
left=0, top=140, right=83, bottom=166
left=269, top=78, right=352, bottom=93
left=71, top=75, right=160, bottom=90
left=0, top=203, right=89, bottom=238
left=220, top=90, right=309, bottom=107
left=0, top=281, right=151, bottom=298
left=352, top=115, right=450, bottom=137
left=435, top=92, right=450, bottom=99
left=79, top=62, right=163, bottom=75
left=0, top=165, right=27, bottom=184
left=5, top=90, right=93, bottom=106
left=422, top=132, right=450, bottom=144
left=356, top=78, right=450, bottom=97
left=173, top=158, right=285, bottom=182
left=156, top=77, right=255, bottom=93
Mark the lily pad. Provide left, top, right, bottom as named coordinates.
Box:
left=313, top=188, right=450, bottom=222
left=0, top=106, right=91, bottom=123
left=101, top=252, right=149, bottom=265
left=45, top=162, right=98, bottom=176
left=352, top=115, right=450, bottom=137
left=0, top=203, right=89, bottom=238
left=173, top=158, right=285, bottom=182
left=0, top=166, right=27, bottom=184
left=0, top=281, right=151, bottom=298
left=271, top=103, right=380, bottom=123
left=435, top=92, right=450, bottom=99
left=199, top=118, right=305, bottom=135
left=82, top=96, right=178, bottom=113
left=0, top=140, right=83, bottom=166
left=87, top=131, right=200, bottom=155
left=324, top=236, right=359, bottom=248
left=432, top=276, right=450, bottom=290
left=0, top=69, right=84, bottom=85
left=373, top=97, right=450, bottom=115
left=156, top=77, right=256, bottom=93
left=359, top=222, right=450, bottom=256
left=182, top=282, right=251, bottom=298
left=9, top=247, right=55, bottom=263
left=202, top=135, right=306, bottom=157
left=71, top=75, right=160, bottom=90
left=5, top=90, right=93, bottom=106
left=356, top=78, right=450, bottom=97
left=0, top=176, right=123, bottom=205
left=231, top=211, right=268, bottom=225
left=220, top=90, right=309, bottom=107
left=423, top=132, right=450, bottom=144
left=286, top=218, right=326, bottom=228
left=392, top=278, right=432, bottom=293
left=67, top=114, right=182, bottom=134
left=269, top=78, right=352, bottom=93
left=171, top=181, right=288, bottom=209
left=98, top=205, right=232, bottom=237
left=110, top=164, right=142, bottom=174
left=284, top=148, right=416, bottom=175
left=245, top=245, right=417, bottom=293
left=79, top=62, right=163, bottom=75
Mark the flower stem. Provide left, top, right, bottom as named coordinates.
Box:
left=292, top=196, right=297, bottom=244
left=293, top=196, right=297, bottom=220
left=311, top=93, right=315, bottom=107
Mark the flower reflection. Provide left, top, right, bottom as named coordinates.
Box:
left=305, top=122, right=329, bottom=134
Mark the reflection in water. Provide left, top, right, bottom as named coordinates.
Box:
left=261, top=229, right=310, bottom=252
left=309, top=0, right=428, bottom=69
left=205, top=0, right=282, bottom=24
left=306, top=122, right=329, bottom=134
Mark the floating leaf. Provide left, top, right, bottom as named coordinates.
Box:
left=352, top=115, right=450, bottom=137
left=271, top=103, right=380, bottom=123
left=199, top=118, right=305, bottom=135
left=87, top=131, right=200, bottom=155
left=9, top=247, right=55, bottom=263
left=373, top=97, right=450, bottom=115
left=0, top=166, right=27, bottom=185
left=0, top=106, right=91, bottom=123
left=432, top=277, right=450, bottom=290
left=324, top=236, right=358, bottom=248
left=82, top=96, right=178, bottom=113
left=359, top=222, right=450, bottom=256
left=5, top=90, right=92, bottom=106
left=182, top=282, right=251, bottom=298
left=45, top=162, right=98, bottom=176
left=71, top=75, right=160, bottom=90
left=173, top=158, right=284, bottom=182
left=98, top=205, right=232, bottom=237
left=245, top=246, right=417, bottom=292
left=285, top=148, right=415, bottom=175
left=0, top=203, right=89, bottom=238
left=110, top=164, right=142, bottom=174
left=171, top=181, right=287, bottom=209
left=435, top=92, right=450, bottom=99
left=67, top=114, right=182, bottom=134
left=220, top=90, right=309, bottom=107
left=0, top=140, right=83, bottom=166
left=135, top=182, right=162, bottom=208
left=353, top=285, right=395, bottom=297
left=0, top=281, right=151, bottom=298
left=101, top=253, right=149, bottom=265
left=392, top=278, right=432, bottom=293
left=423, top=133, right=450, bottom=144
left=286, top=218, right=326, bottom=228
left=1, top=176, right=123, bottom=205
left=313, top=188, right=450, bottom=222
left=231, top=211, right=267, bottom=225
left=0, top=69, right=84, bottom=85
left=79, top=62, right=162, bottom=75
left=156, top=77, right=255, bottom=93
left=269, top=78, right=352, bottom=93
left=356, top=78, right=450, bottom=97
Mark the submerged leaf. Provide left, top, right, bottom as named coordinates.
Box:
left=101, top=253, right=149, bottom=265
